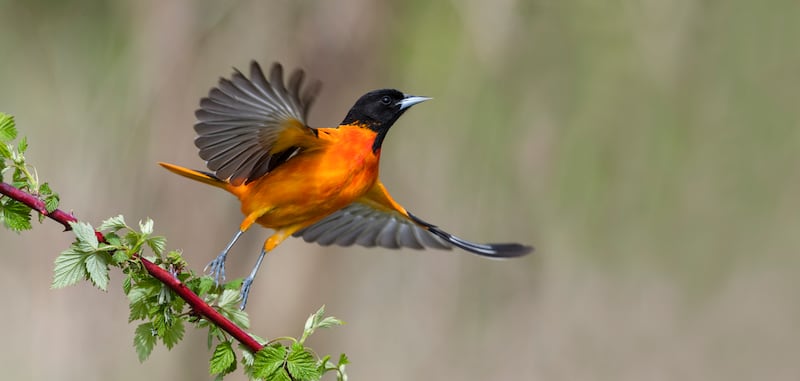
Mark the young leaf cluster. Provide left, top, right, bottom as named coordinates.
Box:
left=0, top=113, right=59, bottom=231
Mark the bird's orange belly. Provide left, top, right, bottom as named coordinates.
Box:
left=230, top=150, right=379, bottom=229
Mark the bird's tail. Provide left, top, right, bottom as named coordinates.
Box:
left=158, top=162, right=227, bottom=189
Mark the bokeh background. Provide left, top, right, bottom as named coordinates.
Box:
left=1, top=0, right=799, bottom=380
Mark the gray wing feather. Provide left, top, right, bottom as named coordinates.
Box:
left=294, top=202, right=452, bottom=251
left=194, top=61, right=321, bottom=185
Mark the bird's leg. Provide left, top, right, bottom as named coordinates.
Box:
left=239, top=247, right=267, bottom=310
left=239, top=228, right=294, bottom=310
left=205, top=230, right=244, bottom=285
left=206, top=212, right=264, bottom=285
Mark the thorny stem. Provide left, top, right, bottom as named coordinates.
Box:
left=0, top=181, right=264, bottom=353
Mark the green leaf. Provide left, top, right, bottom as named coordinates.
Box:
left=85, top=252, right=111, bottom=291
left=301, top=305, right=342, bottom=343
left=69, top=221, right=98, bottom=251
left=217, top=288, right=241, bottom=309
left=209, top=341, right=237, bottom=375
left=51, top=248, right=87, bottom=289
left=317, top=316, right=343, bottom=329
left=139, top=218, right=154, bottom=235
left=123, top=231, right=140, bottom=247
left=0, top=112, right=16, bottom=143
left=287, top=342, right=321, bottom=381
left=40, top=182, right=59, bottom=213
left=241, top=346, right=256, bottom=366
left=122, top=275, right=132, bottom=295
left=253, top=345, right=287, bottom=380
left=127, top=282, right=158, bottom=321
left=192, top=276, right=215, bottom=297
left=337, top=353, right=349, bottom=367
left=98, top=215, right=126, bottom=232
left=1, top=199, right=32, bottom=231
left=271, top=368, right=293, bottom=381
left=146, top=236, right=166, bottom=256
left=161, top=319, right=185, bottom=349
left=216, top=289, right=250, bottom=328
left=16, top=136, right=27, bottom=154
left=111, top=250, right=129, bottom=265
left=304, top=305, right=325, bottom=332
left=0, top=142, right=11, bottom=160
left=11, top=167, right=25, bottom=189
left=224, top=308, right=250, bottom=331
left=134, top=323, right=157, bottom=362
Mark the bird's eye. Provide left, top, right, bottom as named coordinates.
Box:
left=380, top=96, right=392, bottom=105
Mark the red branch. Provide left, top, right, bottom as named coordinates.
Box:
left=0, top=181, right=263, bottom=352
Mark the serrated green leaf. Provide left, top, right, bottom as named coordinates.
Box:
left=124, top=231, right=140, bottom=247
left=209, top=341, right=237, bottom=375
left=127, top=284, right=153, bottom=321
left=305, top=305, right=325, bottom=331
left=39, top=181, right=52, bottom=196
left=11, top=168, right=25, bottom=188
left=271, top=368, right=293, bottom=381
left=317, top=316, right=343, bottom=329
left=1, top=199, right=32, bottom=231
left=106, top=233, right=122, bottom=247
left=139, top=218, right=154, bottom=235
left=287, top=343, right=321, bottom=381
left=111, top=250, right=128, bottom=265
left=43, top=193, right=59, bottom=213
left=241, top=347, right=258, bottom=380
left=338, top=353, right=349, bottom=366
left=16, top=136, right=27, bottom=154
left=217, top=288, right=241, bottom=308
left=69, top=221, right=98, bottom=250
left=166, top=250, right=186, bottom=267
left=0, top=113, right=16, bottom=143
left=222, top=278, right=243, bottom=290
left=146, top=236, right=166, bottom=256
left=51, top=248, right=87, bottom=289
left=134, top=323, right=157, bottom=362
left=241, top=347, right=256, bottom=367
left=122, top=275, right=132, bottom=295
left=253, top=345, right=287, bottom=380
left=193, top=276, right=215, bottom=296
left=216, top=288, right=250, bottom=328
left=98, top=215, right=126, bottom=232
left=217, top=290, right=250, bottom=329
left=85, top=252, right=110, bottom=291
left=0, top=143, right=11, bottom=159
left=161, top=318, right=185, bottom=349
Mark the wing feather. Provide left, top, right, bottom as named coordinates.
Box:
left=194, top=61, right=322, bottom=185
left=293, top=181, right=533, bottom=257
left=293, top=202, right=452, bottom=251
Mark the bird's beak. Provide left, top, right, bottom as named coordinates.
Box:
left=397, top=94, right=432, bottom=110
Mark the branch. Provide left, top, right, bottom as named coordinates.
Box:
left=0, top=181, right=263, bottom=352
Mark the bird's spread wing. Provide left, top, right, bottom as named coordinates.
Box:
left=293, top=181, right=533, bottom=257
left=194, top=61, right=322, bottom=185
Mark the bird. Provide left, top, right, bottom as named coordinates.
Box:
left=159, top=61, right=533, bottom=309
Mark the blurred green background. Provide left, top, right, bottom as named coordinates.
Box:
left=1, top=0, right=799, bottom=380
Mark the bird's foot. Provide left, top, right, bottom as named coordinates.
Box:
left=204, top=253, right=227, bottom=285
left=239, top=276, right=255, bottom=310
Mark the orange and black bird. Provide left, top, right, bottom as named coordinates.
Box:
left=160, top=61, right=532, bottom=309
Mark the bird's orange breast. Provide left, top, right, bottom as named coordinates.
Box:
left=226, top=124, right=381, bottom=229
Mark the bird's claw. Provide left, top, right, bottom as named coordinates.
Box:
left=239, top=277, right=254, bottom=310
left=205, top=254, right=227, bottom=285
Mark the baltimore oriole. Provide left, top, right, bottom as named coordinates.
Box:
left=160, top=61, right=532, bottom=309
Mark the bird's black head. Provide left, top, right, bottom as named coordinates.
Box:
left=341, top=89, right=430, bottom=152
